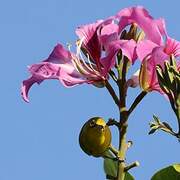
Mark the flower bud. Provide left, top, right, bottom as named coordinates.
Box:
left=126, top=70, right=140, bottom=88
left=139, top=59, right=151, bottom=91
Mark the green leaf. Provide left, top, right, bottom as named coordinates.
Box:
left=151, top=164, right=180, bottom=180
left=153, top=115, right=161, bottom=124
left=162, top=122, right=173, bottom=131
left=156, top=66, right=170, bottom=94
left=150, top=123, right=156, bottom=128
left=103, top=151, right=134, bottom=180
left=124, top=172, right=134, bottom=180
left=104, top=151, right=117, bottom=178
left=148, top=128, right=157, bottom=135
left=170, top=55, right=177, bottom=69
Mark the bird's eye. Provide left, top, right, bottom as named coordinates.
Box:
left=89, top=120, right=96, bottom=127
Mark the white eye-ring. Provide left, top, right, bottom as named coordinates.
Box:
left=89, top=120, right=96, bottom=127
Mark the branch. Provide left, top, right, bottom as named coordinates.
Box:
left=128, top=91, right=147, bottom=115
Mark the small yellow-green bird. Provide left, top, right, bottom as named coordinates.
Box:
left=79, top=117, right=111, bottom=157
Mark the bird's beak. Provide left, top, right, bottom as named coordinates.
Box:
left=98, top=125, right=105, bottom=131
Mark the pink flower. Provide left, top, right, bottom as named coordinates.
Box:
left=137, top=37, right=180, bottom=92
left=97, top=6, right=167, bottom=68
left=75, top=15, right=137, bottom=64
left=22, top=11, right=139, bottom=102
left=75, top=17, right=119, bottom=61
left=114, top=6, right=169, bottom=90
left=23, top=6, right=172, bottom=102
left=115, top=6, right=180, bottom=92
left=22, top=37, right=136, bottom=102
left=21, top=42, right=107, bottom=102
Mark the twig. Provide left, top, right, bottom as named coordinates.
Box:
left=106, top=174, right=116, bottom=180
left=107, top=118, right=119, bottom=128
left=128, top=91, right=147, bottom=115
left=124, top=161, right=140, bottom=171
left=105, top=81, right=119, bottom=107
left=109, top=145, right=119, bottom=157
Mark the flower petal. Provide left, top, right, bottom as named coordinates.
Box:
left=21, top=76, right=43, bottom=102
left=59, top=68, right=89, bottom=87
left=98, top=23, right=119, bottom=48
left=29, top=62, right=61, bottom=79
left=45, top=43, right=71, bottom=63
left=177, top=61, right=180, bottom=71
left=100, top=39, right=137, bottom=75
left=21, top=62, right=61, bottom=102
left=76, top=21, right=102, bottom=61
left=136, top=40, right=158, bottom=61
left=164, top=37, right=180, bottom=57
left=21, top=44, right=82, bottom=102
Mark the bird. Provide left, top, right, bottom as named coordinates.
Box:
left=79, top=117, right=112, bottom=157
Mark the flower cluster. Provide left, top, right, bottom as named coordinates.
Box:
left=21, top=6, right=180, bottom=102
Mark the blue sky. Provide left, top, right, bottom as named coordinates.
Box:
left=1, top=0, right=180, bottom=179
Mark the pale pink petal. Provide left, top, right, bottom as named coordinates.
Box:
left=117, top=40, right=137, bottom=63
left=100, top=39, right=137, bottom=75
left=136, top=40, right=158, bottom=61
left=59, top=68, right=89, bottom=87
left=21, top=62, right=61, bottom=102
left=164, top=37, right=180, bottom=57
left=116, top=6, right=166, bottom=45
left=60, top=78, right=87, bottom=87
left=29, top=62, right=61, bottom=79
left=21, top=76, right=43, bottom=102
left=154, top=18, right=167, bottom=38
left=98, top=23, right=119, bottom=48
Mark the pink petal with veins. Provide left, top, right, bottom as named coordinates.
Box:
left=164, top=37, right=180, bottom=57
